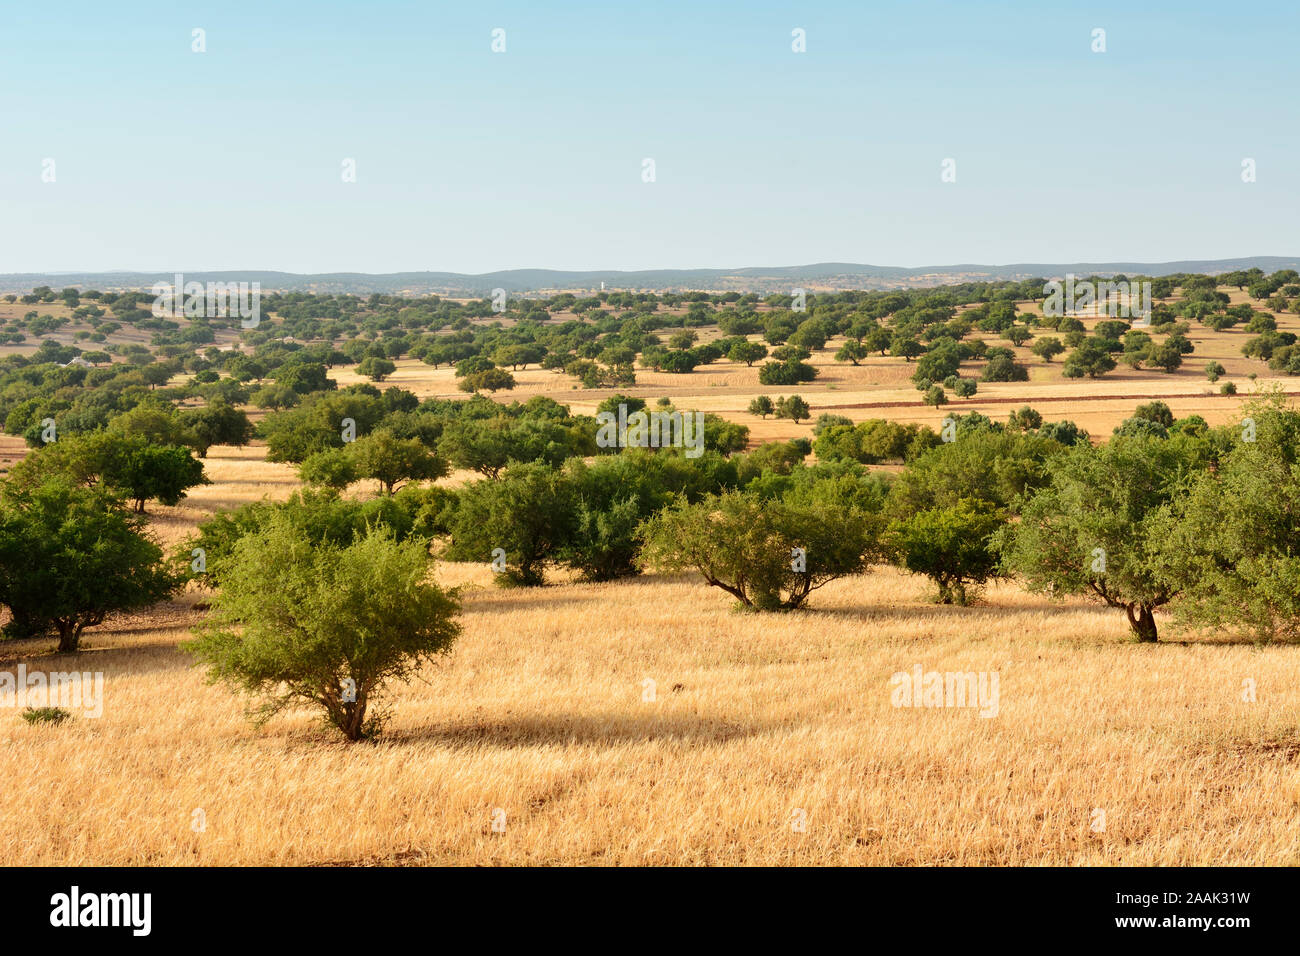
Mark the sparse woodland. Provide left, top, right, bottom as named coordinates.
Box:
left=2, top=274, right=1300, bottom=864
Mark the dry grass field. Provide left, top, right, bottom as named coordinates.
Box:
left=2, top=443, right=1299, bottom=866
left=7, top=287, right=1299, bottom=448
left=3, top=288, right=1299, bottom=866
left=322, top=288, right=1300, bottom=442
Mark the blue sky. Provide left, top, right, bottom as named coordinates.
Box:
left=1, top=1, right=1296, bottom=273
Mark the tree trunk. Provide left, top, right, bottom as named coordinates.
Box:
left=1125, top=603, right=1158, bottom=643
left=56, top=621, right=80, bottom=654
left=342, top=701, right=367, bottom=742
left=702, top=572, right=751, bottom=607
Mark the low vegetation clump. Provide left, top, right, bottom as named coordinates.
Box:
left=183, top=516, right=461, bottom=741
left=0, top=478, right=178, bottom=650
left=21, top=707, right=71, bottom=726
left=638, top=487, right=880, bottom=610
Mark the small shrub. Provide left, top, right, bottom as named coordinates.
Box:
left=185, top=516, right=461, bottom=741
left=22, top=707, right=71, bottom=726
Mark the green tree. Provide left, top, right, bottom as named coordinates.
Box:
left=728, top=340, right=769, bottom=367
left=912, top=340, right=962, bottom=386
left=1005, top=325, right=1032, bottom=347
left=890, top=335, right=924, bottom=362
left=459, top=368, right=517, bottom=393
left=10, top=432, right=207, bottom=513
left=835, top=340, right=869, bottom=366
left=1158, top=405, right=1300, bottom=642
left=181, top=402, right=254, bottom=457
left=1063, top=341, right=1118, bottom=378
left=276, top=362, right=334, bottom=395
left=981, top=355, right=1029, bottom=382
left=299, top=447, right=359, bottom=490
left=1146, top=341, right=1183, bottom=373
left=952, top=378, right=977, bottom=398
left=758, top=359, right=817, bottom=386
left=886, top=498, right=1005, bottom=604
left=252, top=383, right=301, bottom=410
left=596, top=394, right=647, bottom=417
left=438, top=417, right=590, bottom=479
left=700, top=413, right=751, bottom=454
left=443, top=463, right=575, bottom=586
left=865, top=326, right=893, bottom=356
left=556, top=450, right=735, bottom=582
left=0, top=479, right=178, bottom=651
left=350, top=428, right=448, bottom=495
left=111, top=440, right=208, bottom=512
left=184, top=518, right=460, bottom=741
left=1007, top=406, right=1043, bottom=431
left=995, top=434, right=1208, bottom=642
left=494, top=344, right=545, bottom=370
left=923, top=384, right=948, bottom=406
left=637, top=489, right=879, bottom=611
left=356, top=356, right=397, bottom=382
left=106, top=402, right=195, bottom=447
left=259, top=391, right=386, bottom=463
left=774, top=395, right=811, bottom=423
left=748, top=395, right=775, bottom=419
left=1133, top=401, right=1174, bottom=428
left=888, top=426, right=1059, bottom=515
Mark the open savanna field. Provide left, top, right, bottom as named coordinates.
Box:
left=2, top=440, right=1299, bottom=866
left=320, top=287, right=1300, bottom=442
left=3, top=278, right=1300, bottom=868
left=4, top=284, right=1298, bottom=446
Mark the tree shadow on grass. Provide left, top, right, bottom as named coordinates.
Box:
left=809, top=601, right=1097, bottom=623
left=391, top=711, right=780, bottom=750
left=461, top=591, right=604, bottom=615
left=1143, top=635, right=1288, bottom=648
left=0, top=639, right=194, bottom=677
left=812, top=601, right=1272, bottom=646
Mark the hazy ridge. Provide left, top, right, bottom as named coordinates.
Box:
left=4, top=257, right=1299, bottom=296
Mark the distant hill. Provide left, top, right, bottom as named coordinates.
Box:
left=4, top=257, right=1298, bottom=296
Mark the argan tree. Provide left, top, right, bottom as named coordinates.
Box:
left=637, top=488, right=879, bottom=610
left=185, top=517, right=460, bottom=741
left=1157, top=405, right=1300, bottom=642
left=885, top=497, right=1005, bottom=604
left=349, top=428, right=447, bottom=495
left=996, top=433, right=1209, bottom=641
left=443, top=462, right=576, bottom=586
left=181, top=401, right=254, bottom=457
left=0, top=479, right=178, bottom=651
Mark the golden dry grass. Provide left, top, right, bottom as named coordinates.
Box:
left=326, top=289, right=1300, bottom=444
left=3, top=535, right=1299, bottom=864
left=8, top=288, right=1299, bottom=448
left=3, top=294, right=1300, bottom=865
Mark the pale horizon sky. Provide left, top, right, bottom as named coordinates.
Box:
left=3, top=1, right=1297, bottom=274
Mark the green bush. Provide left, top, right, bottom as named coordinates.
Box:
left=886, top=498, right=1004, bottom=604
left=185, top=517, right=461, bottom=741
left=637, top=488, right=880, bottom=611
left=22, top=707, right=71, bottom=726
left=0, top=479, right=178, bottom=651
left=443, top=462, right=575, bottom=586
